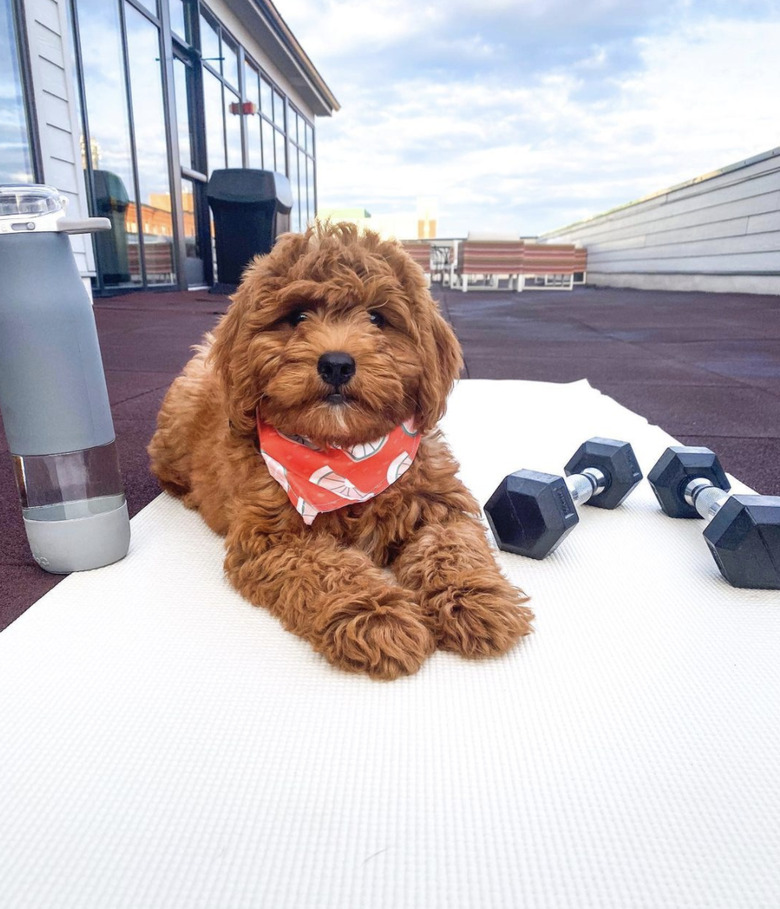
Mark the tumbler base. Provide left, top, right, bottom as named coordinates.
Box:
left=24, top=500, right=131, bottom=573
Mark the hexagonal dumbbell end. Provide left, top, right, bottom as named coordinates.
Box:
left=703, top=495, right=780, bottom=589
left=484, top=469, right=579, bottom=560
left=647, top=446, right=730, bottom=518
left=563, top=437, right=643, bottom=509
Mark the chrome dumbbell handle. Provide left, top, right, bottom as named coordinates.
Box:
left=566, top=467, right=607, bottom=506
left=684, top=477, right=730, bottom=522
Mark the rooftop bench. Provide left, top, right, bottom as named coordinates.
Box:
left=522, top=243, right=586, bottom=290
left=400, top=240, right=432, bottom=277
left=400, top=240, right=457, bottom=286
left=454, top=241, right=526, bottom=292
left=452, top=240, right=587, bottom=292
left=128, top=240, right=175, bottom=283
left=573, top=246, right=588, bottom=284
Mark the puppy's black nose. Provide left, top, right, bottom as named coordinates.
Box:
left=318, top=351, right=356, bottom=387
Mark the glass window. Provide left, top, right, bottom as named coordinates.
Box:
left=222, top=34, right=239, bottom=91
left=285, top=107, right=315, bottom=226
left=243, top=59, right=258, bottom=108
left=75, top=0, right=138, bottom=285
left=288, top=148, right=299, bottom=232
left=199, top=17, right=246, bottom=172
left=306, top=156, right=315, bottom=221
left=199, top=11, right=220, bottom=73
left=125, top=2, right=175, bottom=284
left=167, top=0, right=186, bottom=40
left=0, top=2, right=34, bottom=183
left=260, top=77, right=273, bottom=119
left=225, top=88, right=242, bottom=167
left=287, top=108, right=296, bottom=146
left=272, top=89, right=285, bottom=129
left=134, top=0, right=158, bottom=17
left=262, top=118, right=275, bottom=170
left=209, top=209, right=217, bottom=279
left=180, top=178, right=203, bottom=284
left=203, top=69, right=225, bottom=172
left=172, top=57, right=192, bottom=169
left=243, top=60, right=261, bottom=169
left=274, top=128, right=286, bottom=174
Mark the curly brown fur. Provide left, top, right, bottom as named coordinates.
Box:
left=149, top=222, right=532, bottom=679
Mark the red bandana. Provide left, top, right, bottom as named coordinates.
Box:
left=257, top=414, right=421, bottom=525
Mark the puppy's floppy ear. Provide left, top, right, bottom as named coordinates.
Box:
left=207, top=278, right=256, bottom=436
left=415, top=302, right=463, bottom=432
left=207, top=252, right=277, bottom=436
left=383, top=237, right=463, bottom=432
left=208, top=232, right=313, bottom=436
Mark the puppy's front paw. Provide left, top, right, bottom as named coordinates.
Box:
left=430, top=586, right=533, bottom=658
left=314, top=588, right=435, bottom=680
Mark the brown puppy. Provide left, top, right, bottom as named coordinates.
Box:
left=149, top=223, right=532, bottom=679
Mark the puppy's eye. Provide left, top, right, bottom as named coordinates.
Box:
left=368, top=310, right=385, bottom=328
left=288, top=309, right=308, bottom=327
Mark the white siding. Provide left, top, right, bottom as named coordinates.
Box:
left=544, top=149, right=780, bottom=295
left=22, top=0, right=94, bottom=279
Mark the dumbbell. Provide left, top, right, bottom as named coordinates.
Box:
left=648, top=446, right=780, bottom=589
left=485, top=437, right=643, bottom=559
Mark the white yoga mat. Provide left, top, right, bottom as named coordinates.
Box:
left=1, top=379, right=779, bottom=909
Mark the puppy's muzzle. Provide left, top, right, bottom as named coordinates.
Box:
left=318, top=351, right=356, bottom=389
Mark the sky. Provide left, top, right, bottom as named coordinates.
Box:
left=277, top=0, right=780, bottom=237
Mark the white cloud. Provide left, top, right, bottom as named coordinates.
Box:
left=280, top=0, right=440, bottom=61
left=278, top=2, right=780, bottom=236
left=617, top=20, right=780, bottom=178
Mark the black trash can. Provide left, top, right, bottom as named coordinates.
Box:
left=207, top=168, right=293, bottom=292
left=93, top=170, right=130, bottom=284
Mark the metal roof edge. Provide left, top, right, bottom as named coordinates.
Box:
left=231, top=0, right=340, bottom=116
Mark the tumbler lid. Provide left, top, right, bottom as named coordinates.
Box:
left=0, top=184, right=64, bottom=226
left=0, top=184, right=110, bottom=235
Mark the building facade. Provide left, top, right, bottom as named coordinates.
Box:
left=3, top=0, right=338, bottom=293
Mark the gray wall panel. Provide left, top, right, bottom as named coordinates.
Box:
left=544, top=148, right=780, bottom=294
